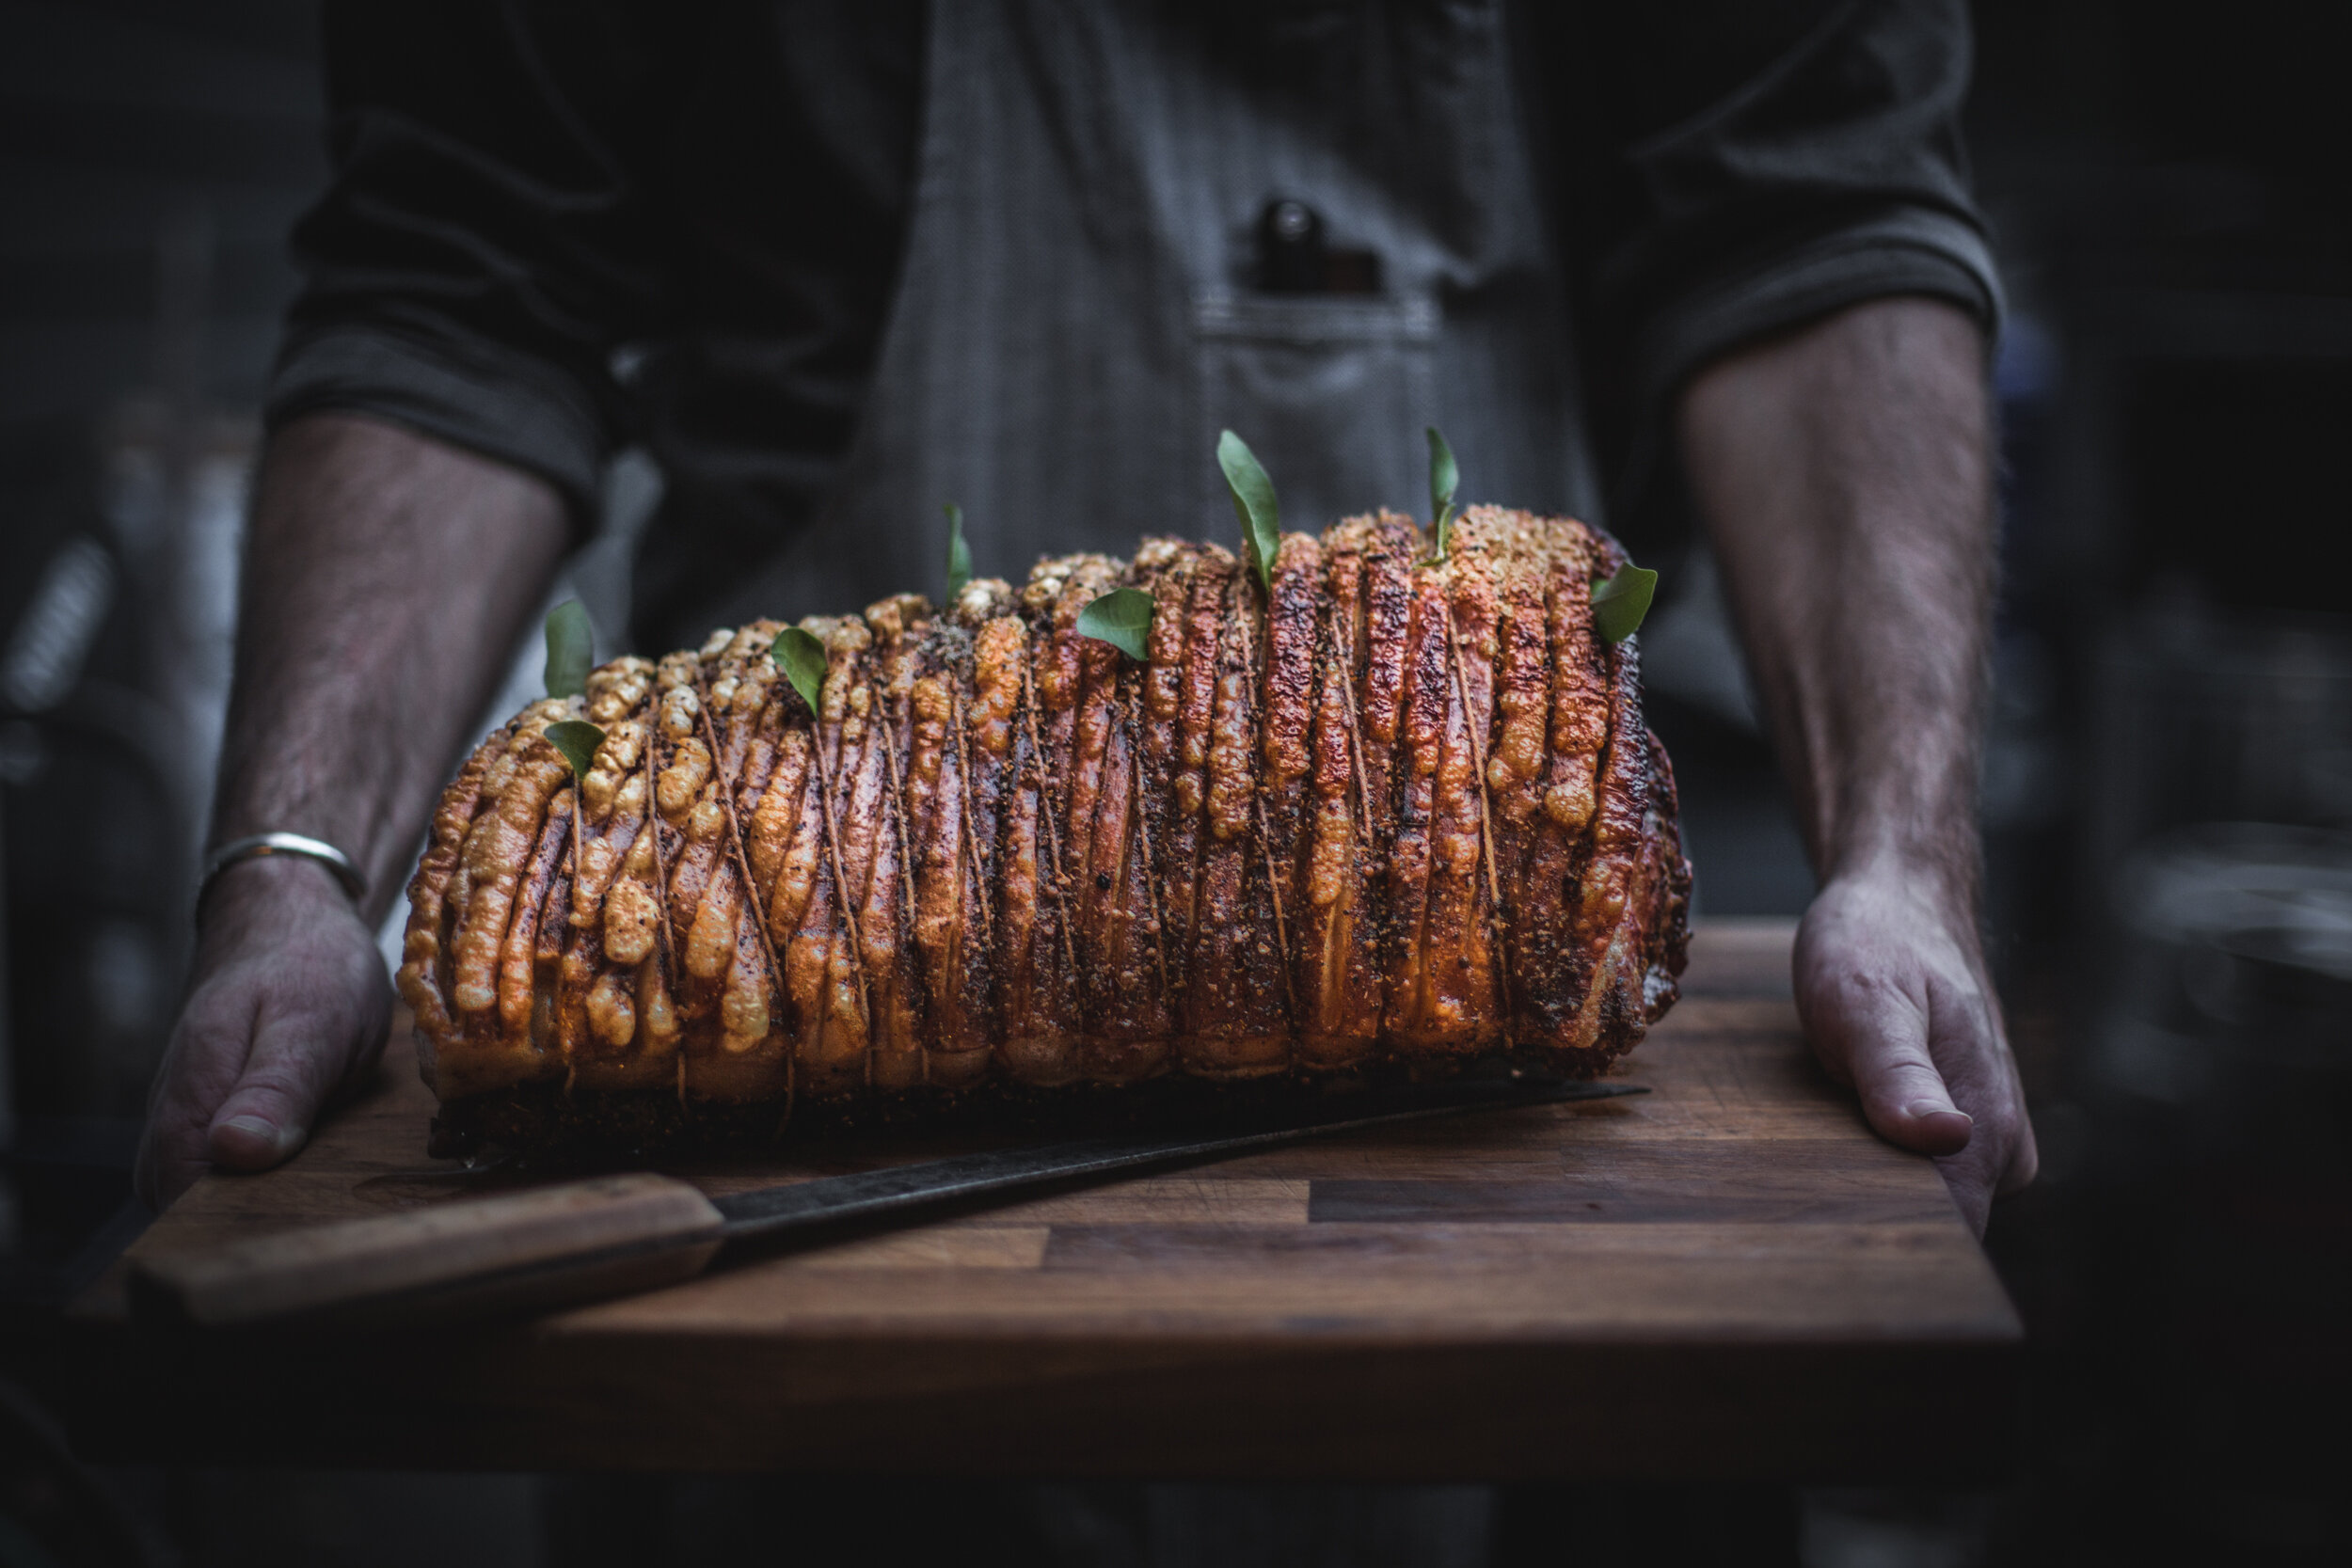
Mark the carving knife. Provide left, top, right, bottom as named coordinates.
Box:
left=127, top=1079, right=1645, bottom=1330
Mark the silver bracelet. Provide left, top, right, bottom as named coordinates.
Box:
left=196, top=832, right=368, bottom=920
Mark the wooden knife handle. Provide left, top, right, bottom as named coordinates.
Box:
left=128, top=1173, right=726, bottom=1329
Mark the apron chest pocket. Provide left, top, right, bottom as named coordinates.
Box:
left=1191, top=289, right=1438, bottom=531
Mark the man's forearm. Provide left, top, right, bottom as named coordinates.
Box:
left=213, top=413, right=572, bottom=923
left=138, top=413, right=569, bottom=1204
left=1677, top=297, right=1993, bottom=901
left=1674, top=295, right=2036, bottom=1221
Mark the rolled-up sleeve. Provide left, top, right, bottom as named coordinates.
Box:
left=1539, top=0, right=2000, bottom=470
left=268, top=0, right=673, bottom=517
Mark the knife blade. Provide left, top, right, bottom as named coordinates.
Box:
left=128, top=1079, right=1645, bottom=1330
left=713, top=1077, right=1645, bottom=1241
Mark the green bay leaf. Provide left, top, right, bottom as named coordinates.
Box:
left=944, top=501, right=972, bottom=604
left=1425, top=426, right=1459, bottom=562
left=1076, top=587, right=1155, bottom=661
left=771, top=626, right=830, bottom=715
left=1216, top=429, right=1281, bottom=594
left=1591, top=564, right=1659, bottom=643
left=543, top=600, right=594, bottom=699
left=545, top=718, right=606, bottom=778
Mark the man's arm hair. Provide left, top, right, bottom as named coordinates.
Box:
left=139, top=411, right=571, bottom=1207
left=215, top=412, right=572, bottom=921
left=1677, top=295, right=2035, bottom=1227
left=1678, top=296, right=1990, bottom=899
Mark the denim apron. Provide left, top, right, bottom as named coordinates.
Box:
left=757, top=0, right=1596, bottom=619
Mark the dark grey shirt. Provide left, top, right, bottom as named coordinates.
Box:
left=270, top=0, right=1996, bottom=648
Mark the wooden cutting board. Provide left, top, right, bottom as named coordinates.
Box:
left=59, top=920, right=2021, bottom=1481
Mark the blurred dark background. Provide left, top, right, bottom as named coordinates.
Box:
left=0, top=1, right=2346, bottom=1563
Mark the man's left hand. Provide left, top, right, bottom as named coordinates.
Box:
left=1794, top=870, right=2037, bottom=1233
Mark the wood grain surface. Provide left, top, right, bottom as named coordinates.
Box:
left=58, top=920, right=2022, bottom=1481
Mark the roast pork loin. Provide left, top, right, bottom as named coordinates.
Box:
left=399, top=508, right=1691, bottom=1148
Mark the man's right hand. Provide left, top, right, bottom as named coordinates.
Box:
left=135, top=852, right=394, bottom=1212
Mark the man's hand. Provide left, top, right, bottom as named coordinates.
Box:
left=137, top=858, right=391, bottom=1209
left=1678, top=295, right=2036, bottom=1231
left=1795, top=873, right=2035, bottom=1232
left=135, top=413, right=569, bottom=1210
